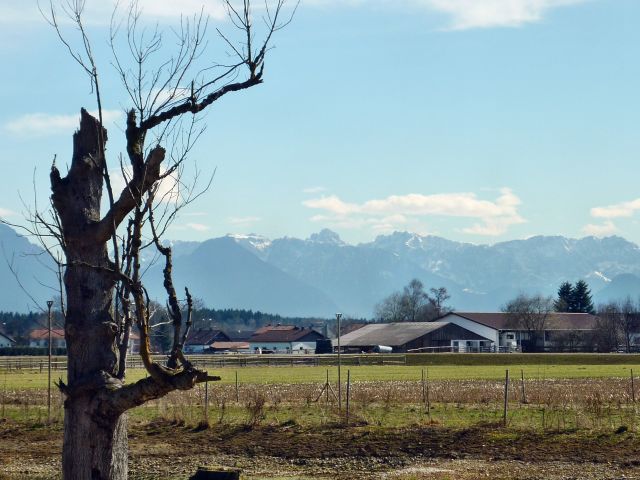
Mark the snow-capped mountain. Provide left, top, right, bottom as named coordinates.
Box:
left=4, top=223, right=640, bottom=317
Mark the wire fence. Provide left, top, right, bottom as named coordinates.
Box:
left=0, top=353, right=408, bottom=371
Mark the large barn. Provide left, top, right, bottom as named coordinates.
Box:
left=338, top=322, right=492, bottom=353
left=437, top=312, right=599, bottom=352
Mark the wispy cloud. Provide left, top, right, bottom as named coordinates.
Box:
left=306, top=0, right=586, bottom=30
left=421, top=0, right=586, bottom=30
left=303, top=186, right=326, bottom=194
left=5, top=110, right=121, bottom=137
left=582, top=198, right=640, bottom=237
left=591, top=199, right=640, bottom=219
left=582, top=221, right=617, bottom=237
left=0, top=207, right=15, bottom=217
left=185, top=222, right=210, bottom=232
left=124, top=0, right=226, bottom=20
left=229, top=216, right=261, bottom=226
left=303, top=188, right=525, bottom=236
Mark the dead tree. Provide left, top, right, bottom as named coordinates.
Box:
left=35, top=1, right=295, bottom=478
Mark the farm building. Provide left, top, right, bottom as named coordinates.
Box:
left=0, top=330, right=15, bottom=348
left=29, top=329, right=66, bottom=349
left=208, top=341, right=251, bottom=354
left=29, top=328, right=140, bottom=353
left=437, top=312, right=599, bottom=352
left=338, top=322, right=492, bottom=353
left=249, top=325, right=325, bottom=354
left=184, top=329, right=232, bottom=354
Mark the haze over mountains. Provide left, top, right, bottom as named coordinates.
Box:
left=2, top=223, right=640, bottom=317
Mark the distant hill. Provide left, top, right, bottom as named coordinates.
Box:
left=0, top=223, right=57, bottom=312
left=593, top=273, right=640, bottom=304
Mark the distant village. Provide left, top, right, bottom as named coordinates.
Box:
left=0, top=278, right=638, bottom=355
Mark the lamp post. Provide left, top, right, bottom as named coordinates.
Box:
left=336, top=312, right=342, bottom=410
left=46, top=300, right=54, bottom=423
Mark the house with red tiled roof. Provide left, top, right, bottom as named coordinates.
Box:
left=436, top=312, right=599, bottom=352
left=249, top=326, right=325, bottom=354
left=29, top=328, right=66, bottom=349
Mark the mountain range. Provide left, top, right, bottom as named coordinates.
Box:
left=2, top=223, right=640, bottom=317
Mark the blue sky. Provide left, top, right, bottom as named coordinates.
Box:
left=0, top=0, right=639, bottom=245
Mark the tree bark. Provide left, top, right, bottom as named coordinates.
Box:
left=52, top=109, right=128, bottom=479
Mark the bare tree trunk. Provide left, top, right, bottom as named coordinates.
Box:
left=52, top=110, right=127, bottom=479
left=63, top=401, right=127, bottom=479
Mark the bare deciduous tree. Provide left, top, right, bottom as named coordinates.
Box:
left=375, top=279, right=451, bottom=322
left=503, top=293, right=553, bottom=352
left=26, top=1, right=296, bottom=478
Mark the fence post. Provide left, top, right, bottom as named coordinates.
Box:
left=503, top=369, right=509, bottom=427
left=421, top=369, right=427, bottom=413
left=346, top=369, right=351, bottom=425
left=326, top=369, right=330, bottom=405
left=204, top=380, right=209, bottom=423
left=235, top=371, right=240, bottom=403
left=520, top=369, right=526, bottom=404
left=632, top=369, right=636, bottom=404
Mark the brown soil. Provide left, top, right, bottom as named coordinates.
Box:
left=2, top=419, right=640, bottom=479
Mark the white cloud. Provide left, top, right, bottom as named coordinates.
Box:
left=422, top=0, right=585, bottom=30
left=229, top=216, right=261, bottom=225
left=591, top=199, right=640, bottom=219
left=303, top=188, right=525, bottom=236
left=5, top=110, right=121, bottom=137
left=582, top=221, right=617, bottom=237
left=304, top=0, right=586, bottom=29
left=108, top=165, right=180, bottom=205
left=0, top=207, right=15, bottom=217
left=185, top=222, right=210, bottom=232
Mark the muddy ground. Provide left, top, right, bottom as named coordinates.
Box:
left=2, top=419, right=640, bottom=479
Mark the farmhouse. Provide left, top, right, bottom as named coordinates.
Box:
left=437, top=312, right=599, bottom=352
left=249, top=325, right=325, bottom=354
left=338, top=322, right=492, bottom=353
left=184, top=329, right=232, bottom=354
left=29, top=328, right=66, bottom=349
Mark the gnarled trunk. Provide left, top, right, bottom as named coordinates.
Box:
left=51, top=109, right=127, bottom=479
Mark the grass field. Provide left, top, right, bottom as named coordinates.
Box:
left=3, top=355, right=640, bottom=479
left=3, top=361, right=640, bottom=389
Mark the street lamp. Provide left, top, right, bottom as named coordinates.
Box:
left=46, top=300, right=54, bottom=423
left=336, top=312, right=342, bottom=410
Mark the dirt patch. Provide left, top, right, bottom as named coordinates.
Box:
left=2, top=419, right=640, bottom=479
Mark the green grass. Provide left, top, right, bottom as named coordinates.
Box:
left=406, top=353, right=640, bottom=366
left=3, top=361, right=640, bottom=389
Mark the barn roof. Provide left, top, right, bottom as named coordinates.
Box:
left=250, top=327, right=323, bottom=343
left=210, top=341, right=250, bottom=350
left=29, top=329, right=65, bottom=339
left=443, top=312, right=598, bottom=331
left=339, top=322, right=452, bottom=348
left=185, top=329, right=230, bottom=345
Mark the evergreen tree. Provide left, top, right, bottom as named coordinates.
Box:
left=555, top=281, right=573, bottom=312
left=570, top=280, right=595, bottom=314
